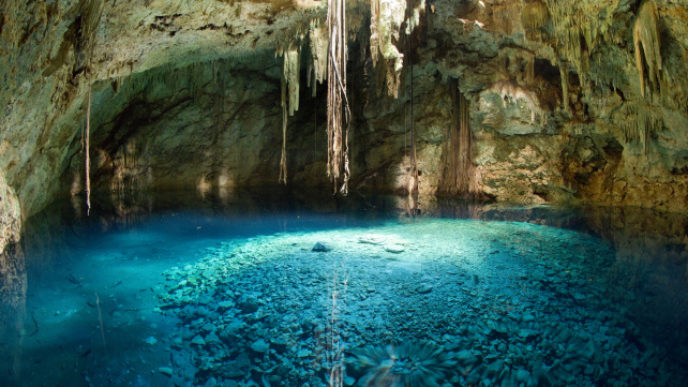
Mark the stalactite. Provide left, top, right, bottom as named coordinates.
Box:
left=521, top=0, right=549, bottom=32
left=542, top=0, right=622, bottom=86
left=370, top=0, right=404, bottom=97
left=327, top=0, right=351, bottom=194
left=308, top=20, right=328, bottom=97
left=559, top=64, right=569, bottom=111
left=278, top=46, right=302, bottom=184
left=525, top=54, right=535, bottom=85
left=633, top=0, right=662, bottom=98
left=407, top=39, right=418, bottom=195
left=369, top=0, right=382, bottom=67
left=385, top=61, right=402, bottom=98
left=405, top=0, right=424, bottom=34
left=77, top=0, right=105, bottom=68
left=620, top=103, right=662, bottom=154
left=440, top=79, right=475, bottom=196
left=284, top=48, right=301, bottom=116
left=368, top=0, right=425, bottom=98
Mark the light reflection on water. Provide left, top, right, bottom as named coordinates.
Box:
left=0, top=191, right=687, bottom=386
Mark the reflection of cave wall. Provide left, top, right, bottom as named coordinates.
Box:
left=2, top=0, right=688, bottom=223
left=0, top=174, right=23, bottom=298
left=0, top=174, right=26, bottom=353
left=0, top=241, right=26, bottom=329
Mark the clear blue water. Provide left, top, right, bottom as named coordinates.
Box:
left=1, top=193, right=687, bottom=386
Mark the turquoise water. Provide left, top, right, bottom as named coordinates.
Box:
left=1, top=194, right=687, bottom=386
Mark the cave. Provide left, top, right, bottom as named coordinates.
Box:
left=1, top=0, right=688, bottom=385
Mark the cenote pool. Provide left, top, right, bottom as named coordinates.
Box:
left=1, top=193, right=687, bottom=386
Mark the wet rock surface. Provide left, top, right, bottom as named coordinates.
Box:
left=158, top=219, right=688, bottom=386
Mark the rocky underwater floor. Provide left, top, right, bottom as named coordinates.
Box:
left=159, top=219, right=686, bottom=387
left=1, top=194, right=687, bottom=386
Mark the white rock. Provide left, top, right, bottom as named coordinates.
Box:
left=385, top=244, right=405, bottom=253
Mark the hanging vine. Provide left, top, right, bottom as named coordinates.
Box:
left=85, top=83, right=92, bottom=214
left=369, top=0, right=425, bottom=98
left=326, top=0, right=351, bottom=194
left=80, top=0, right=104, bottom=215
left=280, top=67, right=288, bottom=185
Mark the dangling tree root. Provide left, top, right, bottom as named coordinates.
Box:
left=85, top=82, right=91, bottom=214
left=326, top=0, right=352, bottom=195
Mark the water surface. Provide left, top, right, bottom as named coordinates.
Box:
left=1, top=192, right=687, bottom=386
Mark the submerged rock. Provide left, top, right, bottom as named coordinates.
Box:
left=297, top=348, right=311, bottom=358
left=158, top=367, right=173, bottom=376
left=190, top=335, right=206, bottom=346
left=156, top=217, right=683, bottom=385
left=143, top=336, right=158, bottom=345
left=515, top=368, right=530, bottom=382
left=384, top=244, right=405, bottom=253
left=312, top=242, right=332, bottom=252
left=416, top=283, right=433, bottom=294
left=358, top=235, right=385, bottom=245
left=456, top=349, right=479, bottom=365
left=250, top=339, right=270, bottom=353
left=349, top=342, right=457, bottom=386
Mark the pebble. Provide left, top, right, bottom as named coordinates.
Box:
left=297, top=348, right=311, bottom=358
left=217, top=301, right=233, bottom=312
left=384, top=244, right=405, bottom=254
left=416, top=283, right=433, bottom=294
left=190, top=335, right=206, bottom=346
left=515, top=368, right=529, bottom=382
left=456, top=350, right=478, bottom=365
left=250, top=339, right=270, bottom=353
left=143, top=336, right=157, bottom=345
left=358, top=235, right=384, bottom=245
left=158, top=367, right=173, bottom=376
left=518, top=329, right=539, bottom=340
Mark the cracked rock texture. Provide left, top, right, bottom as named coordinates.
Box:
left=1, top=0, right=688, bottom=228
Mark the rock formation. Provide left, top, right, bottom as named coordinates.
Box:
left=1, top=0, right=688, bottom=227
